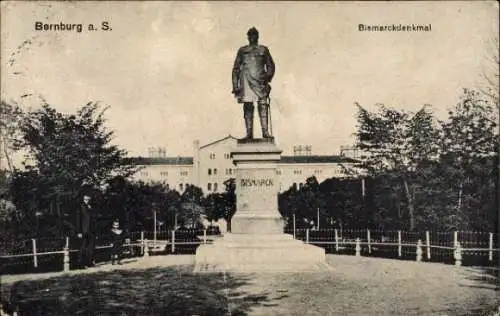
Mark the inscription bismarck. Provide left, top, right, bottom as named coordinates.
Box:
left=240, top=178, right=274, bottom=188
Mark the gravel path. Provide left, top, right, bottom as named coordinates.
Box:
left=1, top=254, right=498, bottom=315
left=227, top=256, right=499, bottom=315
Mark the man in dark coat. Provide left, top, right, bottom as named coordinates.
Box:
left=232, top=27, right=276, bottom=139
left=77, top=194, right=97, bottom=268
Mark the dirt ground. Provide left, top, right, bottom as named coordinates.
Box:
left=227, top=256, right=499, bottom=315
left=1, top=255, right=498, bottom=315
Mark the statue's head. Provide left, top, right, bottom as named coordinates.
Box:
left=247, top=27, right=259, bottom=45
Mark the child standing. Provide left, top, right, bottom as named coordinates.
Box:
left=110, top=219, right=124, bottom=265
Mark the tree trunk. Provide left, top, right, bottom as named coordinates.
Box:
left=457, top=180, right=463, bottom=211
left=2, top=144, right=13, bottom=172
left=403, top=179, right=415, bottom=231
left=456, top=179, right=464, bottom=230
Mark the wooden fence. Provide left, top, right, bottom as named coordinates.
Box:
left=0, top=228, right=216, bottom=273
left=287, top=228, right=499, bottom=266
left=1, top=228, right=498, bottom=274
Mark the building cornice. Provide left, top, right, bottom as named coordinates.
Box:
left=199, top=135, right=238, bottom=149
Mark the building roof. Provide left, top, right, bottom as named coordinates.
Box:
left=127, top=157, right=194, bottom=165
left=127, top=155, right=356, bottom=166
left=280, top=155, right=358, bottom=164
left=199, top=135, right=238, bottom=149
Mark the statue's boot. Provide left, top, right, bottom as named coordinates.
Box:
left=242, top=103, right=254, bottom=139
left=258, top=103, right=272, bottom=138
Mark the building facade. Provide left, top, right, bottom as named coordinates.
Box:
left=129, top=135, right=358, bottom=193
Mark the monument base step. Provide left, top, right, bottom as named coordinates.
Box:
left=194, top=233, right=326, bottom=273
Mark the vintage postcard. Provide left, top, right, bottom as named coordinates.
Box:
left=1, top=1, right=498, bottom=315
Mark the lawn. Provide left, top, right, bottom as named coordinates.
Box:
left=1, top=255, right=498, bottom=315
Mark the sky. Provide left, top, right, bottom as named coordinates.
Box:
left=1, top=1, right=498, bottom=162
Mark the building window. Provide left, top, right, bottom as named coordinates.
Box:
left=314, top=169, right=322, bottom=174
left=207, top=183, right=212, bottom=191
left=293, top=170, right=302, bottom=175
left=224, top=153, right=231, bottom=159
left=160, top=171, right=168, bottom=177
left=214, top=168, right=218, bottom=175
left=214, top=183, right=218, bottom=192
left=179, top=183, right=184, bottom=191
left=210, top=153, right=216, bottom=159
left=208, top=168, right=212, bottom=175
left=180, top=171, right=188, bottom=176
left=140, top=171, right=149, bottom=177
left=276, top=169, right=282, bottom=175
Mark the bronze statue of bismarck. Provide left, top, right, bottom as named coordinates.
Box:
left=232, top=27, right=275, bottom=139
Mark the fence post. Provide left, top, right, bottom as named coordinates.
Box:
left=63, top=237, right=70, bottom=272
left=454, top=242, right=462, bottom=267
left=416, top=239, right=423, bottom=262
left=293, top=213, right=296, bottom=239
left=367, top=229, right=371, bottom=254
left=153, top=210, right=157, bottom=244
left=355, top=238, right=361, bottom=256
left=453, top=231, right=458, bottom=249
left=203, top=229, right=207, bottom=244
left=489, top=233, right=493, bottom=262
left=426, top=231, right=431, bottom=260
left=140, top=231, right=145, bottom=255
left=306, top=229, right=309, bottom=244
left=398, top=231, right=402, bottom=258
left=171, top=230, right=175, bottom=253
left=334, top=229, right=339, bottom=252
left=31, top=238, right=38, bottom=268
left=144, top=239, right=149, bottom=257
left=129, top=235, right=133, bottom=255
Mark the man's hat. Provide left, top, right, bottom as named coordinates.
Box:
left=247, top=27, right=259, bottom=36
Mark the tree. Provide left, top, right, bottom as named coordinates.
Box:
left=350, top=90, right=498, bottom=232
left=11, top=102, right=138, bottom=235
left=99, top=177, right=183, bottom=232
left=162, top=187, right=182, bottom=229
left=0, top=100, right=23, bottom=172
left=220, top=178, right=236, bottom=231
left=298, top=176, right=325, bottom=228
left=202, top=192, right=226, bottom=222
left=278, top=176, right=330, bottom=229
left=319, top=177, right=366, bottom=229
left=353, top=103, right=440, bottom=230
left=480, top=36, right=499, bottom=120
left=437, top=89, right=498, bottom=230
left=201, top=178, right=238, bottom=230
left=180, top=184, right=204, bottom=228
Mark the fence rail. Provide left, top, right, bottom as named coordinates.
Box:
left=0, top=228, right=218, bottom=273
left=1, top=228, right=498, bottom=274
left=285, top=228, right=499, bottom=265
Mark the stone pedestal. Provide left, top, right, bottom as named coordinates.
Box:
left=194, top=138, right=327, bottom=272
left=231, top=139, right=283, bottom=235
